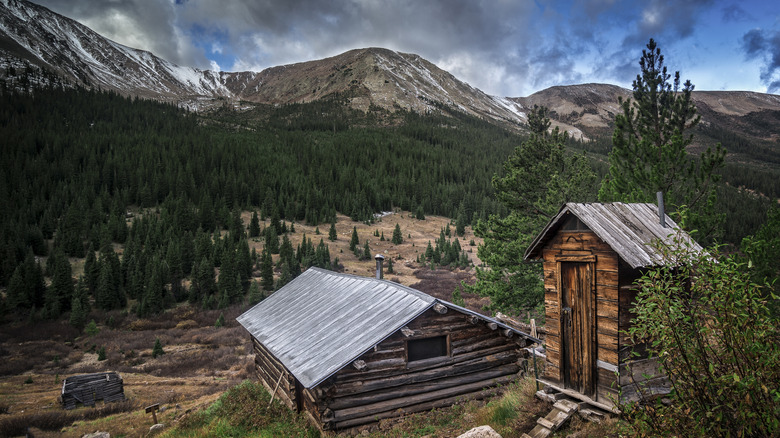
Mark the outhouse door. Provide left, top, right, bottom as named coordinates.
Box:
left=559, top=260, right=595, bottom=396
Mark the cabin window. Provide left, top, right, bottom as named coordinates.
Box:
left=407, top=335, right=449, bottom=362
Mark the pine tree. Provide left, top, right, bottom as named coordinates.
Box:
left=152, top=338, right=165, bottom=358
left=45, top=251, right=74, bottom=318
left=84, top=247, right=99, bottom=297
left=249, top=211, right=261, bottom=237
left=599, top=38, right=725, bottom=241
left=362, top=241, right=371, bottom=261
left=328, top=221, right=337, bottom=241
left=392, top=223, right=403, bottom=244
left=69, top=277, right=89, bottom=329
left=349, top=226, right=359, bottom=251
left=247, top=281, right=264, bottom=305
left=467, top=105, right=596, bottom=313
left=456, top=202, right=467, bottom=236
left=237, top=238, right=252, bottom=283
left=260, top=248, right=274, bottom=291
left=190, top=257, right=215, bottom=304
left=6, top=266, right=29, bottom=309
left=265, top=226, right=280, bottom=254
left=218, top=244, right=241, bottom=304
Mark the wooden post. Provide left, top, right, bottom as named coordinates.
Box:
left=268, top=373, right=284, bottom=409
left=145, top=403, right=160, bottom=425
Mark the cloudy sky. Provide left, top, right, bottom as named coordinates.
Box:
left=32, top=0, right=780, bottom=96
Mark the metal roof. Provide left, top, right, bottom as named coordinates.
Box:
left=237, top=267, right=540, bottom=389
left=524, top=203, right=704, bottom=268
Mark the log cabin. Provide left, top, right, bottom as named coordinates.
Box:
left=236, top=265, right=540, bottom=432
left=523, top=202, right=703, bottom=410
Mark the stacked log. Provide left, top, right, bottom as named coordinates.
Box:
left=312, top=309, right=526, bottom=431
left=61, top=372, right=125, bottom=410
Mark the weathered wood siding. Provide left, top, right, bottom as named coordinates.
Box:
left=540, top=231, right=620, bottom=405
left=252, top=337, right=297, bottom=411
left=305, top=308, right=525, bottom=431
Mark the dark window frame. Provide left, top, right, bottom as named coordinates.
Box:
left=405, top=335, right=450, bottom=363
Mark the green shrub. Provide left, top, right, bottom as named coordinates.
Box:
left=152, top=338, right=165, bottom=358
left=621, top=239, right=780, bottom=437
left=84, top=319, right=99, bottom=336
left=97, top=346, right=106, bottom=361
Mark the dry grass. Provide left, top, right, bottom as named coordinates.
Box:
left=0, top=300, right=253, bottom=437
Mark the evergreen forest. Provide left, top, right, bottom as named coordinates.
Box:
left=0, top=80, right=776, bottom=320
left=0, top=84, right=520, bottom=318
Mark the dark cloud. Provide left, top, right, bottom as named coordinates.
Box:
left=721, top=4, right=751, bottom=22
left=26, top=0, right=776, bottom=96
left=34, top=0, right=210, bottom=68
left=742, top=29, right=780, bottom=93
left=742, top=29, right=767, bottom=57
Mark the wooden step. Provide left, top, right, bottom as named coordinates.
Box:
left=522, top=397, right=580, bottom=438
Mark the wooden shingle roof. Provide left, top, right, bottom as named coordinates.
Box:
left=524, top=202, right=704, bottom=268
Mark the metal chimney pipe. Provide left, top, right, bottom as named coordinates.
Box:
left=375, top=254, right=385, bottom=279
left=656, top=191, right=666, bottom=228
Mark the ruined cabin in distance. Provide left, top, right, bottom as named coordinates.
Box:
left=236, top=265, right=540, bottom=432
left=524, top=202, right=703, bottom=409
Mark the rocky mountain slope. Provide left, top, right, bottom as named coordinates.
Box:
left=0, top=0, right=525, bottom=122
left=511, top=84, right=780, bottom=141
left=2, top=0, right=779, bottom=141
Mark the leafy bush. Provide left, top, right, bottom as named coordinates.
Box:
left=84, top=320, right=99, bottom=336
left=622, top=238, right=780, bottom=437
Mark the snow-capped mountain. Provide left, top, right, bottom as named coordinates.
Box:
left=0, top=0, right=231, bottom=104
left=0, top=0, right=526, bottom=122
left=2, top=0, right=779, bottom=140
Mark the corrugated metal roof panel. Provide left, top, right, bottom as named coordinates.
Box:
left=236, top=268, right=435, bottom=389
left=524, top=203, right=704, bottom=268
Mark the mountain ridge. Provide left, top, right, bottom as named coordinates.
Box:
left=2, top=0, right=779, bottom=141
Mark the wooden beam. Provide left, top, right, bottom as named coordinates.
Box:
left=433, top=303, right=448, bottom=314
left=351, top=360, right=366, bottom=371
left=400, top=326, right=415, bottom=337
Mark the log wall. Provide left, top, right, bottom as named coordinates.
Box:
left=305, top=308, right=526, bottom=431
left=252, top=336, right=297, bottom=411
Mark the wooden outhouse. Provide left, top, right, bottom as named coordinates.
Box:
left=524, top=202, right=703, bottom=409
left=237, top=267, right=540, bottom=432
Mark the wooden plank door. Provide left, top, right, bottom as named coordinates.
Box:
left=560, top=262, right=595, bottom=396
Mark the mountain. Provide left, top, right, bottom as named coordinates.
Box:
left=511, top=84, right=780, bottom=142
left=0, top=0, right=230, bottom=104
left=2, top=0, right=779, bottom=144
left=0, top=0, right=525, bottom=122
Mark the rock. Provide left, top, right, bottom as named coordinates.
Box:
left=82, top=432, right=110, bottom=438
left=149, top=423, right=165, bottom=435
left=456, top=425, right=503, bottom=438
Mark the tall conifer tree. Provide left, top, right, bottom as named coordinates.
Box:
left=599, top=38, right=725, bottom=241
